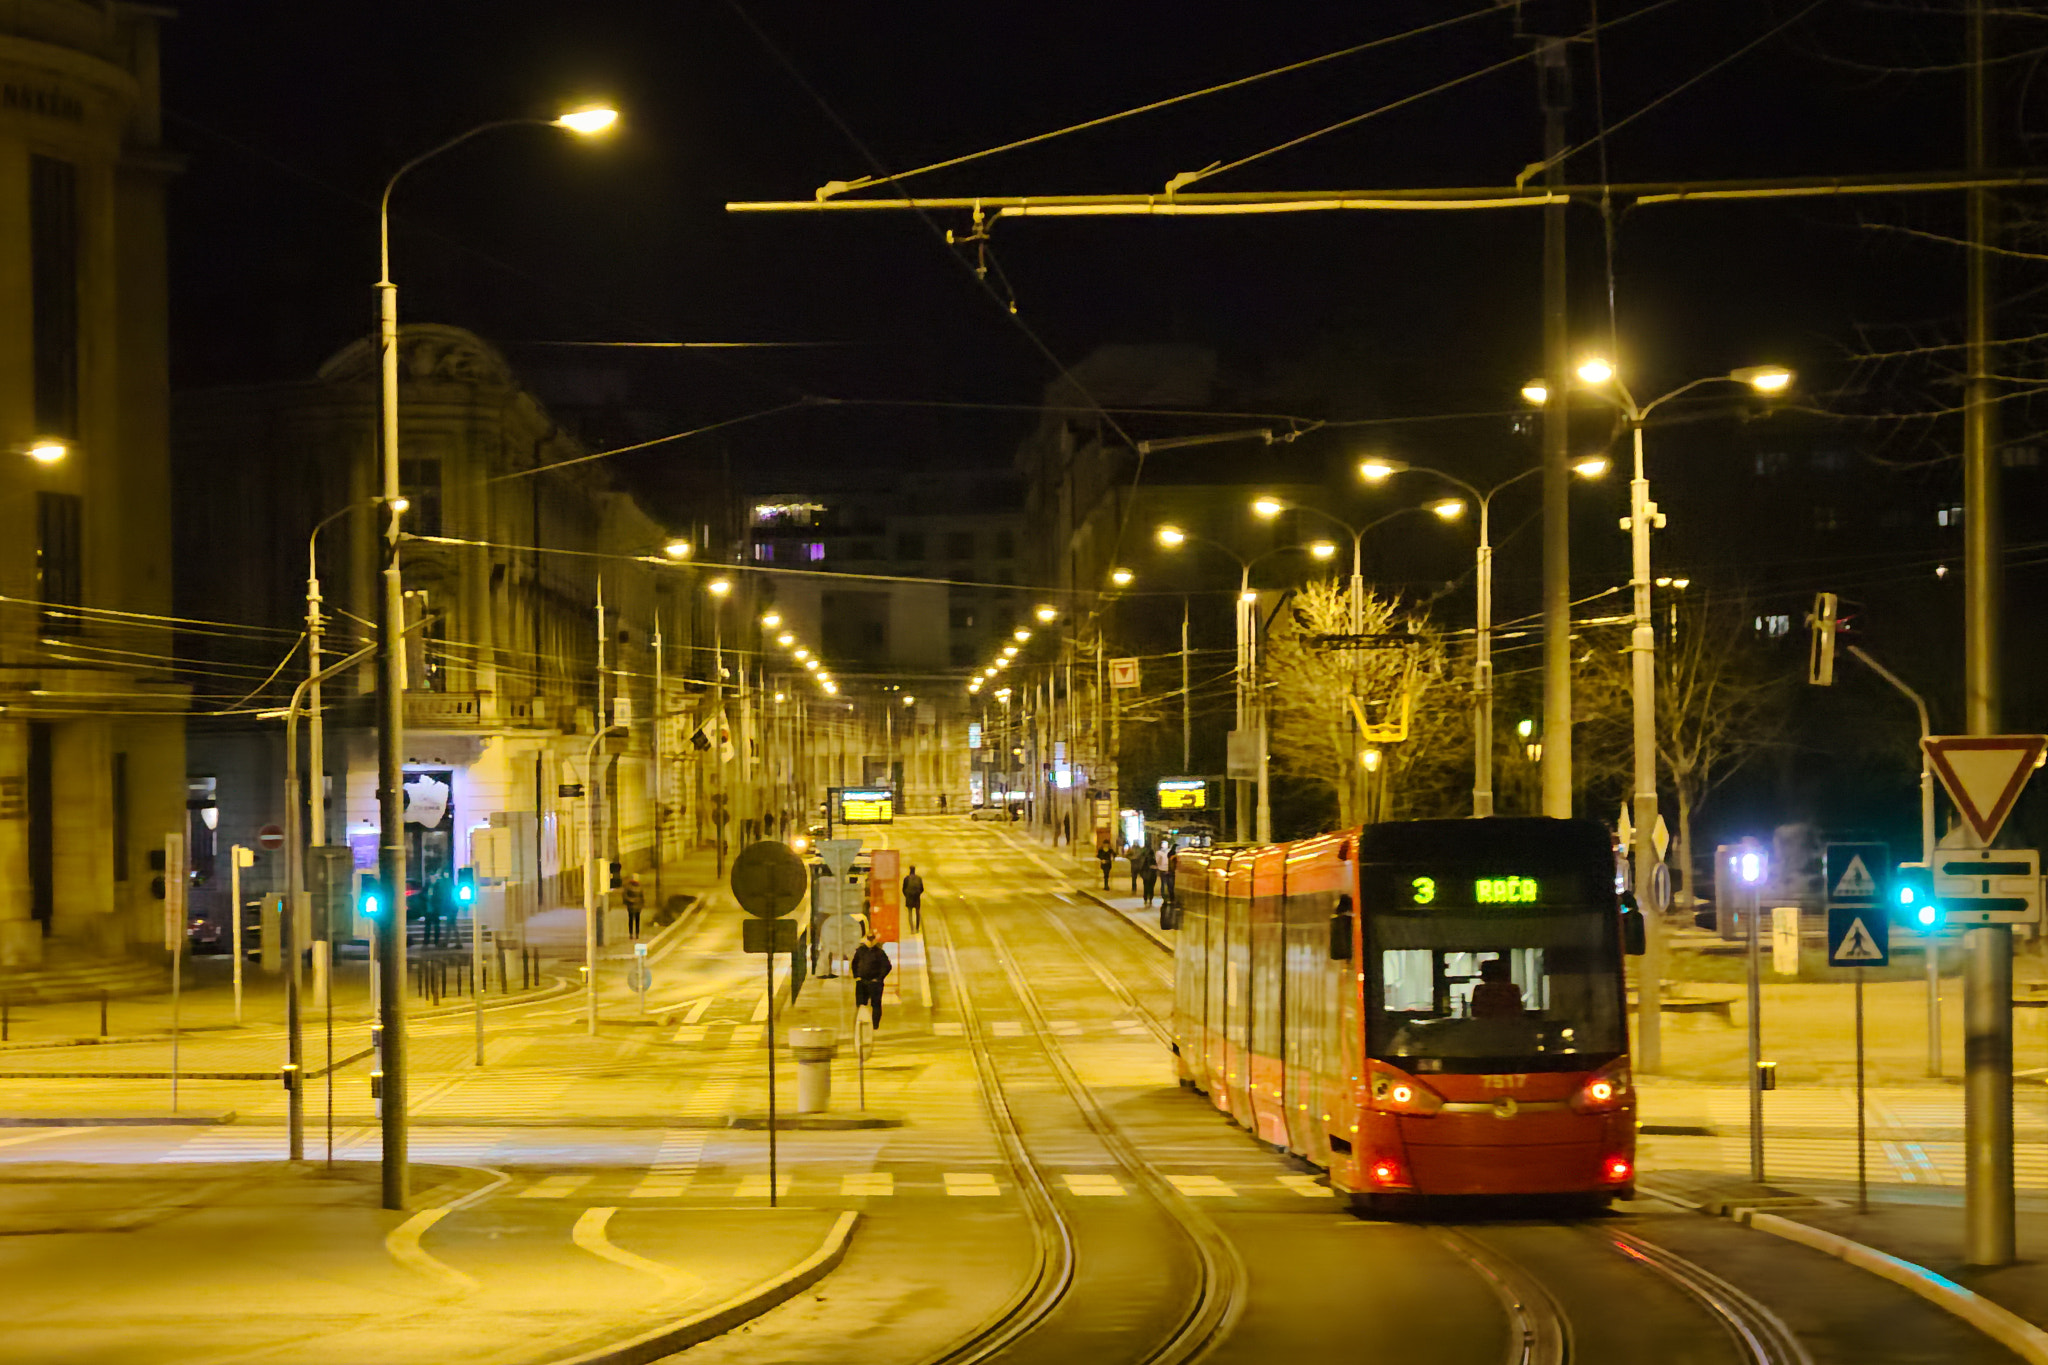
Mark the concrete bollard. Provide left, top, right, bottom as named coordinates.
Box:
left=789, top=1026, right=838, bottom=1113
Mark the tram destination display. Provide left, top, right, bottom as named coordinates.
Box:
left=1157, top=778, right=1208, bottom=810
left=835, top=787, right=895, bottom=825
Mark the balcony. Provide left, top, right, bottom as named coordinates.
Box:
left=404, top=692, right=553, bottom=731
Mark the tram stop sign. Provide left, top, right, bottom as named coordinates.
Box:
left=731, top=839, right=809, bottom=919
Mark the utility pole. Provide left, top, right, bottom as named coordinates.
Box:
left=1181, top=597, right=1192, bottom=772
left=652, top=612, right=664, bottom=912
left=1962, top=0, right=2011, bottom=1269
left=1538, top=37, right=1575, bottom=821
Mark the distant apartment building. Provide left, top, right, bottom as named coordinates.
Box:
left=173, top=325, right=718, bottom=934
left=0, top=7, right=181, bottom=968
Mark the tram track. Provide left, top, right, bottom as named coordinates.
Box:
left=1028, top=852, right=1814, bottom=1365
left=925, top=891, right=1247, bottom=1365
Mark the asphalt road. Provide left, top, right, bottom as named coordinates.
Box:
left=0, top=816, right=2026, bottom=1364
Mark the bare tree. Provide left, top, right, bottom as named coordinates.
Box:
left=1261, top=579, right=1460, bottom=830
left=1578, top=593, right=1793, bottom=906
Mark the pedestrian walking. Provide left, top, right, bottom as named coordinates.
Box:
left=1157, top=840, right=1176, bottom=909
left=1138, top=845, right=1159, bottom=907
left=623, top=874, right=645, bottom=938
left=1127, top=843, right=1140, bottom=895
left=1096, top=842, right=1114, bottom=890
left=939, top=793, right=948, bottom=814
left=902, top=866, right=925, bottom=934
left=852, top=928, right=892, bottom=1030
left=423, top=872, right=452, bottom=947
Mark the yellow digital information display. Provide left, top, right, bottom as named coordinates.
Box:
left=838, top=789, right=895, bottom=824
left=1475, top=876, right=1540, bottom=904
left=1158, top=779, right=1206, bottom=810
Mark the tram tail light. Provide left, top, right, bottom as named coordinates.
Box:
left=1570, top=1058, right=1633, bottom=1114
left=1368, top=1155, right=1410, bottom=1189
left=1601, top=1154, right=1633, bottom=1184
left=1368, top=1062, right=1445, bottom=1116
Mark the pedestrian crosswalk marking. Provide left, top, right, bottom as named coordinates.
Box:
left=991, top=1021, right=1024, bottom=1038
left=933, top=1022, right=964, bottom=1036
left=1167, top=1174, right=1235, bottom=1197
left=519, top=1173, right=595, bottom=1199
left=944, top=1172, right=1002, bottom=1196
left=735, top=1173, right=793, bottom=1198
left=1063, top=1173, right=1126, bottom=1196
left=1050, top=1020, right=1082, bottom=1036
left=1278, top=1175, right=1325, bottom=1198
left=629, top=1176, right=693, bottom=1198
left=841, top=1172, right=894, bottom=1197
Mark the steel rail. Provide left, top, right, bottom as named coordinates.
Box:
left=1608, top=1227, right=1814, bottom=1365
left=919, top=904, right=1077, bottom=1365
left=1429, top=1227, right=1571, bottom=1365
left=962, top=895, right=1248, bottom=1365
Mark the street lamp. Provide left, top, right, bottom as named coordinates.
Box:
left=1013, top=628, right=1032, bottom=643
left=1351, top=458, right=1608, bottom=818
left=1110, top=567, right=1134, bottom=587
left=663, top=539, right=693, bottom=560
left=1570, top=357, right=1794, bottom=1074
left=370, top=104, right=615, bottom=1211
left=1035, top=604, right=1059, bottom=623
left=761, top=611, right=782, bottom=628
left=23, top=439, right=66, bottom=464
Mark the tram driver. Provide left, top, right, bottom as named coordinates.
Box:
left=1469, top=957, right=1524, bottom=1018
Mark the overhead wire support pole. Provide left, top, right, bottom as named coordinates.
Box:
left=1537, top=37, right=1574, bottom=825
left=1962, top=0, right=2012, bottom=1271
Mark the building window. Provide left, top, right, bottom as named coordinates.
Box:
left=30, top=156, right=78, bottom=439
left=946, top=530, right=975, bottom=558
left=896, top=532, right=925, bottom=560
left=950, top=606, right=976, bottom=629
left=2003, top=444, right=2040, bottom=468
left=399, top=458, right=442, bottom=537
left=995, top=529, right=1015, bottom=558
left=752, top=542, right=775, bottom=562
left=36, top=492, right=82, bottom=634
left=111, top=752, right=128, bottom=882
left=1756, top=614, right=1791, bottom=638
left=1938, top=503, right=1964, bottom=527
left=848, top=540, right=877, bottom=560
left=804, top=542, right=825, bottom=561
left=1754, top=451, right=1789, bottom=476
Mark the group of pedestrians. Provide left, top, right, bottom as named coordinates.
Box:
left=1095, top=839, right=1176, bottom=908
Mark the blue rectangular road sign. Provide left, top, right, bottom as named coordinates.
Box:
left=1825, top=841, right=1889, bottom=967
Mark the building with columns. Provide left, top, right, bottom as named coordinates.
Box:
left=0, top=4, right=182, bottom=968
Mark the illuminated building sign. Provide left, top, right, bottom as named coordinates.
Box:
left=837, top=788, right=895, bottom=824
left=1158, top=778, right=1207, bottom=810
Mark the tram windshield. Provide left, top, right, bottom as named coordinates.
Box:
left=1367, top=909, right=1625, bottom=1071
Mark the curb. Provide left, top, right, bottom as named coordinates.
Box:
left=726, top=1112, right=906, bottom=1130
left=543, top=1209, right=859, bottom=1365
left=1076, top=888, right=1173, bottom=954
left=0, top=1110, right=236, bottom=1126
left=1662, top=1182, right=2048, bottom=1365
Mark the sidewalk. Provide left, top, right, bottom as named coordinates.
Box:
left=0, top=1157, right=855, bottom=1365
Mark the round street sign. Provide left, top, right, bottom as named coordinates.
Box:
left=257, top=824, right=285, bottom=851
left=625, top=962, right=654, bottom=992
left=731, top=840, right=809, bottom=919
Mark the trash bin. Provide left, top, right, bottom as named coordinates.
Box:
left=790, top=1026, right=838, bottom=1113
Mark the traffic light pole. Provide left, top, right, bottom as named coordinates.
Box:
left=282, top=642, right=376, bottom=1166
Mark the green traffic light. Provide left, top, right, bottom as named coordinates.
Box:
left=1917, top=904, right=1937, bottom=927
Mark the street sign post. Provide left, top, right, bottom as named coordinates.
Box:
left=258, top=824, right=285, bottom=851
left=730, top=839, right=811, bottom=1211
left=1826, top=839, right=1889, bottom=1214
left=1771, top=907, right=1800, bottom=976
left=1933, top=842, right=2042, bottom=926
left=1110, top=657, right=1141, bottom=688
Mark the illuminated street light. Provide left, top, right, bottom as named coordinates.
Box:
left=390, top=496, right=411, bottom=514
left=1576, top=357, right=1615, bottom=385
left=1251, top=496, right=1284, bottom=518
left=1520, top=380, right=1549, bottom=406
left=1239, top=589, right=1257, bottom=603
left=1733, top=364, right=1794, bottom=393
left=1358, top=459, right=1407, bottom=482
left=1003, top=645, right=1019, bottom=658
left=553, top=106, right=620, bottom=134
left=761, top=611, right=782, bottom=628
left=663, top=539, right=693, bottom=559
left=1110, top=567, right=1134, bottom=586
left=1430, top=498, right=1466, bottom=521
left=1035, top=605, right=1058, bottom=623
left=794, top=648, right=810, bottom=660
left=902, top=694, right=916, bottom=707
left=777, top=632, right=795, bottom=646
left=24, top=440, right=67, bottom=464
left=1156, top=525, right=1186, bottom=547
left=804, top=659, right=819, bottom=671
left=707, top=578, right=732, bottom=597
left=1572, top=456, right=1611, bottom=478
left=1013, top=628, right=1032, bottom=643
left=1309, top=541, right=1338, bottom=560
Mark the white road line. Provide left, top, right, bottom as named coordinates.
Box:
left=1167, top=1174, right=1235, bottom=1197
left=1277, top=1175, right=1325, bottom=1198
left=384, top=1208, right=480, bottom=1294
left=0, top=1127, right=89, bottom=1151
left=685, top=998, right=712, bottom=1024
left=842, top=1172, right=894, bottom=1197
left=944, top=1172, right=1002, bottom=1197
left=518, top=1173, right=595, bottom=1199
left=1063, top=1172, right=1127, bottom=1196
left=572, top=1207, right=697, bottom=1296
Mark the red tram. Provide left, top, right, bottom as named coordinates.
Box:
left=1169, top=817, right=1644, bottom=1207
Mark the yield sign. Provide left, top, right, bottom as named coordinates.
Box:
left=1923, top=735, right=2048, bottom=846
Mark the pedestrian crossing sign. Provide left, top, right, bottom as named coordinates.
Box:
left=1827, top=910, right=1889, bottom=967
left=1832, top=855, right=1877, bottom=901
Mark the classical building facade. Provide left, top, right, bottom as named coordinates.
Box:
left=0, top=5, right=182, bottom=967
left=174, top=326, right=712, bottom=936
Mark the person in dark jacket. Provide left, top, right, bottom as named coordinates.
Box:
left=623, top=875, right=646, bottom=938
left=901, top=867, right=925, bottom=934
left=851, top=928, right=892, bottom=1029
left=1096, top=842, right=1114, bottom=890
left=1138, top=845, right=1159, bottom=907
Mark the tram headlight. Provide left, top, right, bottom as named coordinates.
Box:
left=1570, top=1058, right=1633, bottom=1114
left=1369, top=1062, right=1445, bottom=1116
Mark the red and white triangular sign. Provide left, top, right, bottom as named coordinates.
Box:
left=1923, top=734, right=2047, bottom=845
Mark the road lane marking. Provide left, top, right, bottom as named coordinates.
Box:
left=630, top=1177, right=694, bottom=1198
left=572, top=1206, right=698, bottom=1297
left=1278, top=1175, right=1325, bottom=1197
left=991, top=1021, right=1023, bottom=1038
left=735, top=1172, right=793, bottom=1198
left=384, top=1207, right=480, bottom=1293
left=685, top=998, right=712, bottom=1023
left=1063, top=1172, right=1127, bottom=1196
left=944, top=1172, right=1002, bottom=1196
left=933, top=1022, right=964, bottom=1036
left=518, top=1173, right=595, bottom=1199
left=1167, top=1174, right=1235, bottom=1197
left=0, top=1127, right=88, bottom=1151
left=842, top=1172, right=894, bottom=1197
